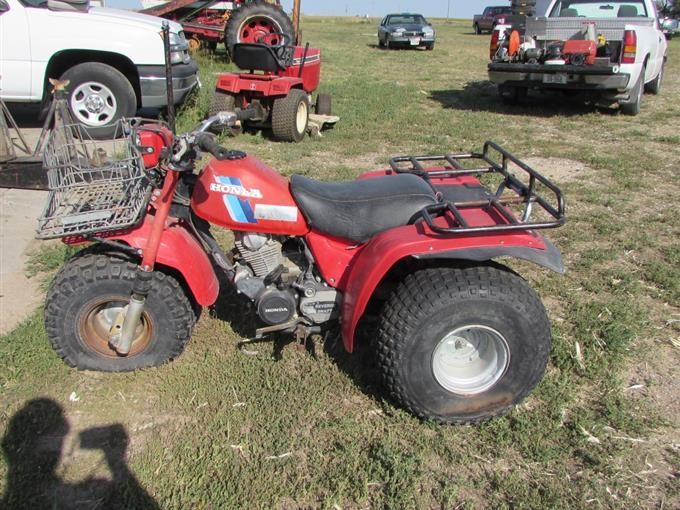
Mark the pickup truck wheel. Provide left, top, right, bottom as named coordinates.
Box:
left=620, top=71, right=643, bottom=116
left=377, top=265, right=551, bottom=424
left=474, top=23, right=482, bottom=34
left=61, top=63, right=136, bottom=140
left=644, top=61, right=664, bottom=95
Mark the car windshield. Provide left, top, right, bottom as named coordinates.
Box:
left=549, top=0, right=648, bottom=18
left=387, top=15, right=427, bottom=25
left=492, top=7, right=512, bottom=15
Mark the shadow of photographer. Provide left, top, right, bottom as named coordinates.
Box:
left=1, top=398, right=160, bottom=510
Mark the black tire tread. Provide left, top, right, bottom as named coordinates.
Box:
left=376, top=265, right=551, bottom=424
left=225, top=0, right=295, bottom=57
left=209, top=90, right=236, bottom=117
left=45, top=250, right=195, bottom=372
left=271, top=89, right=308, bottom=142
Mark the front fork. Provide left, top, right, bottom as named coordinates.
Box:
left=109, top=170, right=179, bottom=355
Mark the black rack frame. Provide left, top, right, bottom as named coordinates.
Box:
left=389, top=141, right=566, bottom=235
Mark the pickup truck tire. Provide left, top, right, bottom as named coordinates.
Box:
left=644, top=61, right=664, bottom=95
left=376, top=265, right=551, bottom=424
left=620, top=71, right=643, bottom=116
left=61, top=63, right=136, bottom=140
left=474, top=23, right=482, bottom=35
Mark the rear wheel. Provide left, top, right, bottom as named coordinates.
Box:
left=225, top=1, right=294, bottom=58
left=644, top=60, right=664, bottom=95
left=377, top=265, right=552, bottom=423
left=621, top=70, right=643, bottom=115
left=45, top=251, right=196, bottom=372
left=209, top=90, right=237, bottom=117
left=271, top=89, right=309, bottom=142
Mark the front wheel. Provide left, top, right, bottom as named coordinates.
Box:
left=45, top=251, right=196, bottom=372
left=377, top=265, right=552, bottom=423
left=60, top=62, right=137, bottom=140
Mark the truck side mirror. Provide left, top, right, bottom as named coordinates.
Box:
left=0, top=0, right=9, bottom=13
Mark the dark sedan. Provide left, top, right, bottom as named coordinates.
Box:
left=378, top=13, right=436, bottom=50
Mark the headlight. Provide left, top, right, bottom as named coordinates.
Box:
left=169, top=31, right=189, bottom=64
left=423, top=27, right=434, bottom=36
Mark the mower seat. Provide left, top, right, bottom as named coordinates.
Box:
left=232, top=43, right=293, bottom=72
left=291, top=174, right=437, bottom=244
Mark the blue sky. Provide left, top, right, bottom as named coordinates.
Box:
left=108, top=0, right=504, bottom=19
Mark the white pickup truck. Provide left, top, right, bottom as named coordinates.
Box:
left=0, top=0, right=199, bottom=137
left=488, top=0, right=667, bottom=114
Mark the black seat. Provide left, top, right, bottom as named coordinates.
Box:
left=232, top=43, right=293, bottom=72
left=290, top=174, right=437, bottom=243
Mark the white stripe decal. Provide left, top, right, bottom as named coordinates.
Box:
left=254, top=204, right=299, bottom=222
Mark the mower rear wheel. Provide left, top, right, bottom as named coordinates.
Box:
left=209, top=90, right=237, bottom=117
left=315, top=93, right=332, bottom=116
left=377, top=265, right=552, bottom=424
left=272, top=89, right=309, bottom=142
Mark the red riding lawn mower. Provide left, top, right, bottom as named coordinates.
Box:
left=209, top=33, right=333, bottom=142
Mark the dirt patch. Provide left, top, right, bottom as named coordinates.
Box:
left=524, top=157, right=592, bottom=184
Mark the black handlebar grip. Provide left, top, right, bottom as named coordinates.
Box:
left=196, top=133, right=230, bottom=160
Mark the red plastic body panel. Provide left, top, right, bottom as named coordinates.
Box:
left=216, top=73, right=304, bottom=97
left=215, top=46, right=321, bottom=95
left=339, top=223, right=549, bottom=353
left=563, top=39, right=597, bottom=65
left=108, top=215, right=220, bottom=306
left=305, top=230, right=362, bottom=288
left=191, top=155, right=309, bottom=235
left=137, top=126, right=172, bottom=169
left=330, top=169, right=554, bottom=353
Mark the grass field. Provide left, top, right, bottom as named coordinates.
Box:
left=1, top=17, right=679, bottom=509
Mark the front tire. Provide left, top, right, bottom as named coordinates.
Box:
left=271, top=89, right=309, bottom=142
left=377, top=265, right=552, bottom=423
left=60, top=62, right=137, bottom=140
left=45, top=251, right=196, bottom=372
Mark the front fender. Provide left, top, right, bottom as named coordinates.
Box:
left=110, top=216, right=219, bottom=307
left=340, top=224, right=563, bottom=353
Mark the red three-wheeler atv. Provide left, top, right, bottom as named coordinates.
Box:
left=38, top=112, right=565, bottom=423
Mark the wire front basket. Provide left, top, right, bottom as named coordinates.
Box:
left=37, top=120, right=151, bottom=240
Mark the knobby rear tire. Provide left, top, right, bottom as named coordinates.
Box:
left=376, top=265, right=552, bottom=424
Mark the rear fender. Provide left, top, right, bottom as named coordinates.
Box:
left=109, top=216, right=219, bottom=307
left=340, top=224, right=563, bottom=353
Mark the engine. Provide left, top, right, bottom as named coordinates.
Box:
left=232, top=233, right=341, bottom=328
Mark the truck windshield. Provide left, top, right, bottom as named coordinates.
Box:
left=549, top=1, right=648, bottom=18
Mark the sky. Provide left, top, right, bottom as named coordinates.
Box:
left=106, top=0, right=505, bottom=19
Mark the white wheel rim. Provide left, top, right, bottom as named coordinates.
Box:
left=70, top=81, right=117, bottom=127
left=432, top=325, right=510, bottom=395
left=295, top=100, right=308, bottom=134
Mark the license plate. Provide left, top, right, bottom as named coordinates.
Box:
left=543, top=73, right=567, bottom=84
left=410, top=37, right=421, bottom=45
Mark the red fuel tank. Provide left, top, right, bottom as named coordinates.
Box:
left=191, top=154, right=309, bottom=236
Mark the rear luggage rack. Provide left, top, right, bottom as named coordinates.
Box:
left=390, top=141, right=565, bottom=235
